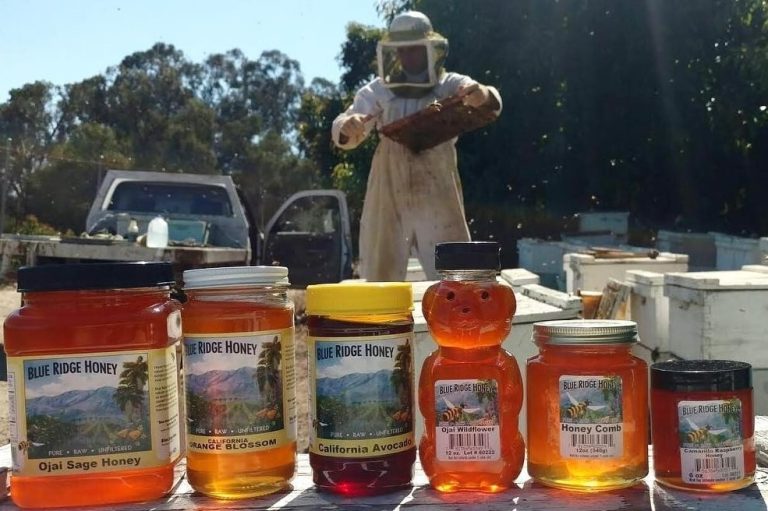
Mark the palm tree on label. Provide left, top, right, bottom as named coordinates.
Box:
left=256, top=336, right=282, bottom=415
left=390, top=340, right=413, bottom=424
left=114, top=356, right=149, bottom=423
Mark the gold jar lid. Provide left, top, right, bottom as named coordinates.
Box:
left=533, top=319, right=637, bottom=345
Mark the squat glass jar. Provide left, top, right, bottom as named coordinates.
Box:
left=527, top=319, right=648, bottom=491
left=181, top=266, right=296, bottom=499
left=651, top=360, right=754, bottom=492
left=4, top=262, right=183, bottom=509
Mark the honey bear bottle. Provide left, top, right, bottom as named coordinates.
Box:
left=419, top=241, right=525, bottom=492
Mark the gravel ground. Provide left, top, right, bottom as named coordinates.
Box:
left=0, top=286, right=310, bottom=452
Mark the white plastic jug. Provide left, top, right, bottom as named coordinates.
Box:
left=146, top=216, right=169, bottom=248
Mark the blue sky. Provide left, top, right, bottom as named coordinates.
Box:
left=0, top=0, right=382, bottom=103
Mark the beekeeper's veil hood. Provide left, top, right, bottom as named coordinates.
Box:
left=377, top=11, right=448, bottom=97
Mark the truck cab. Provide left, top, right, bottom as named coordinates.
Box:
left=86, top=170, right=353, bottom=286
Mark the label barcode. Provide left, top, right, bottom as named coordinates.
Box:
left=570, top=434, right=615, bottom=447
left=694, top=456, right=739, bottom=472
left=448, top=433, right=489, bottom=449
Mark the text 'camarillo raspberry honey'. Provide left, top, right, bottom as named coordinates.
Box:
left=181, top=266, right=297, bottom=499
left=306, top=282, right=415, bottom=495
left=4, top=262, right=183, bottom=509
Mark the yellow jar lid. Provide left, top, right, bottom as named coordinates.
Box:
left=306, top=282, right=413, bottom=315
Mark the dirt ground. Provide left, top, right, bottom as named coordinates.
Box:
left=0, top=286, right=310, bottom=452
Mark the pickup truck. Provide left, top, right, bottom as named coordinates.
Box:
left=0, top=170, right=354, bottom=286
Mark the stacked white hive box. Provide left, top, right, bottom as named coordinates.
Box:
left=711, top=233, right=768, bottom=270
left=626, top=270, right=671, bottom=365
left=564, top=251, right=689, bottom=293
left=664, top=266, right=768, bottom=415
left=656, top=230, right=717, bottom=271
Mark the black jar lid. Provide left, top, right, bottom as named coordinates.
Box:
left=17, top=262, right=175, bottom=292
left=435, top=241, right=500, bottom=271
left=651, top=360, right=752, bottom=392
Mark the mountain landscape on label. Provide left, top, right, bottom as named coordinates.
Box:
left=186, top=366, right=260, bottom=401
left=27, top=387, right=128, bottom=420
left=316, top=369, right=397, bottom=403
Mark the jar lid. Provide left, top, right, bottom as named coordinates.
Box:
left=183, top=266, right=289, bottom=289
left=435, top=241, right=500, bottom=271
left=533, top=319, right=637, bottom=345
left=17, top=262, right=175, bottom=292
left=651, top=360, right=752, bottom=392
left=306, top=282, right=413, bottom=315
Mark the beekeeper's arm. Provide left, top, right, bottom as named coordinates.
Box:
left=332, top=81, right=381, bottom=150
left=442, top=73, right=503, bottom=115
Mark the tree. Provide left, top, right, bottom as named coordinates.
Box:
left=113, top=356, right=149, bottom=423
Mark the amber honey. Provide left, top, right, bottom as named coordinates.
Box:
left=651, top=360, right=754, bottom=492
left=4, top=263, right=182, bottom=508
left=306, top=282, right=415, bottom=496
left=527, top=320, right=648, bottom=491
left=419, top=241, right=525, bottom=492
left=182, top=266, right=296, bottom=499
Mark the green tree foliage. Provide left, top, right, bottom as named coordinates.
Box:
left=0, top=43, right=320, bottom=233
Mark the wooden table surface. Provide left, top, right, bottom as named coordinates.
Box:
left=0, top=445, right=767, bottom=510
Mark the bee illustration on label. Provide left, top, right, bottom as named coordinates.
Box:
left=439, top=397, right=481, bottom=425
left=684, top=418, right=727, bottom=444
left=312, top=418, right=329, bottom=432
left=116, top=424, right=145, bottom=443
left=564, top=392, right=606, bottom=420
left=16, top=440, right=44, bottom=456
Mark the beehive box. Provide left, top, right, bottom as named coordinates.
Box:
left=516, top=238, right=589, bottom=290
left=656, top=230, right=716, bottom=271
left=564, top=251, right=688, bottom=293
left=664, top=269, right=768, bottom=414
left=712, top=233, right=768, bottom=270
left=577, top=211, right=629, bottom=236
left=626, top=270, right=670, bottom=364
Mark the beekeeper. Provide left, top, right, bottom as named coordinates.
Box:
left=332, top=10, right=502, bottom=281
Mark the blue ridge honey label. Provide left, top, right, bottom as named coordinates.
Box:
left=434, top=379, right=501, bottom=462
left=8, top=347, right=181, bottom=476
left=559, top=375, right=624, bottom=459
left=308, top=334, right=414, bottom=458
left=678, top=399, right=744, bottom=484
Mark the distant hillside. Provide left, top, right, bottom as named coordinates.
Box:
left=186, top=366, right=260, bottom=401
left=27, top=386, right=129, bottom=421
left=316, top=369, right=398, bottom=404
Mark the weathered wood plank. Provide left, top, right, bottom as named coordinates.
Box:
left=1, top=447, right=767, bottom=510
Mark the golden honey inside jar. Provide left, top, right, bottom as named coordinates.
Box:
left=526, top=320, right=648, bottom=491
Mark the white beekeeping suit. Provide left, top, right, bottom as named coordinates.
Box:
left=332, top=11, right=502, bottom=281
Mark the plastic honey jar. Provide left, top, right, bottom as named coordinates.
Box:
left=4, top=262, right=183, bottom=508
left=651, top=360, right=754, bottom=492
left=305, top=282, right=415, bottom=495
left=527, top=319, right=648, bottom=491
left=181, top=266, right=296, bottom=499
left=419, top=241, right=525, bottom=492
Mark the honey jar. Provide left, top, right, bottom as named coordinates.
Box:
left=651, top=360, right=754, bottom=492
left=4, top=262, right=182, bottom=508
left=527, top=319, right=648, bottom=491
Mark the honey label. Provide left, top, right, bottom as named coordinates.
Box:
left=434, top=379, right=501, bottom=462
left=558, top=375, right=623, bottom=459
left=183, top=329, right=296, bottom=454
left=678, top=399, right=744, bottom=484
left=7, top=346, right=181, bottom=476
left=308, top=334, right=414, bottom=458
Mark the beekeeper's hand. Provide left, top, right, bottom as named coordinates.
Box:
left=461, top=83, right=490, bottom=108
left=340, top=114, right=368, bottom=143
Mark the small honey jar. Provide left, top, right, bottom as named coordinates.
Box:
left=527, top=319, right=648, bottom=491
left=651, top=360, right=754, bottom=492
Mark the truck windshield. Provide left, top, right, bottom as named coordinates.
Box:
left=107, top=181, right=233, bottom=216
